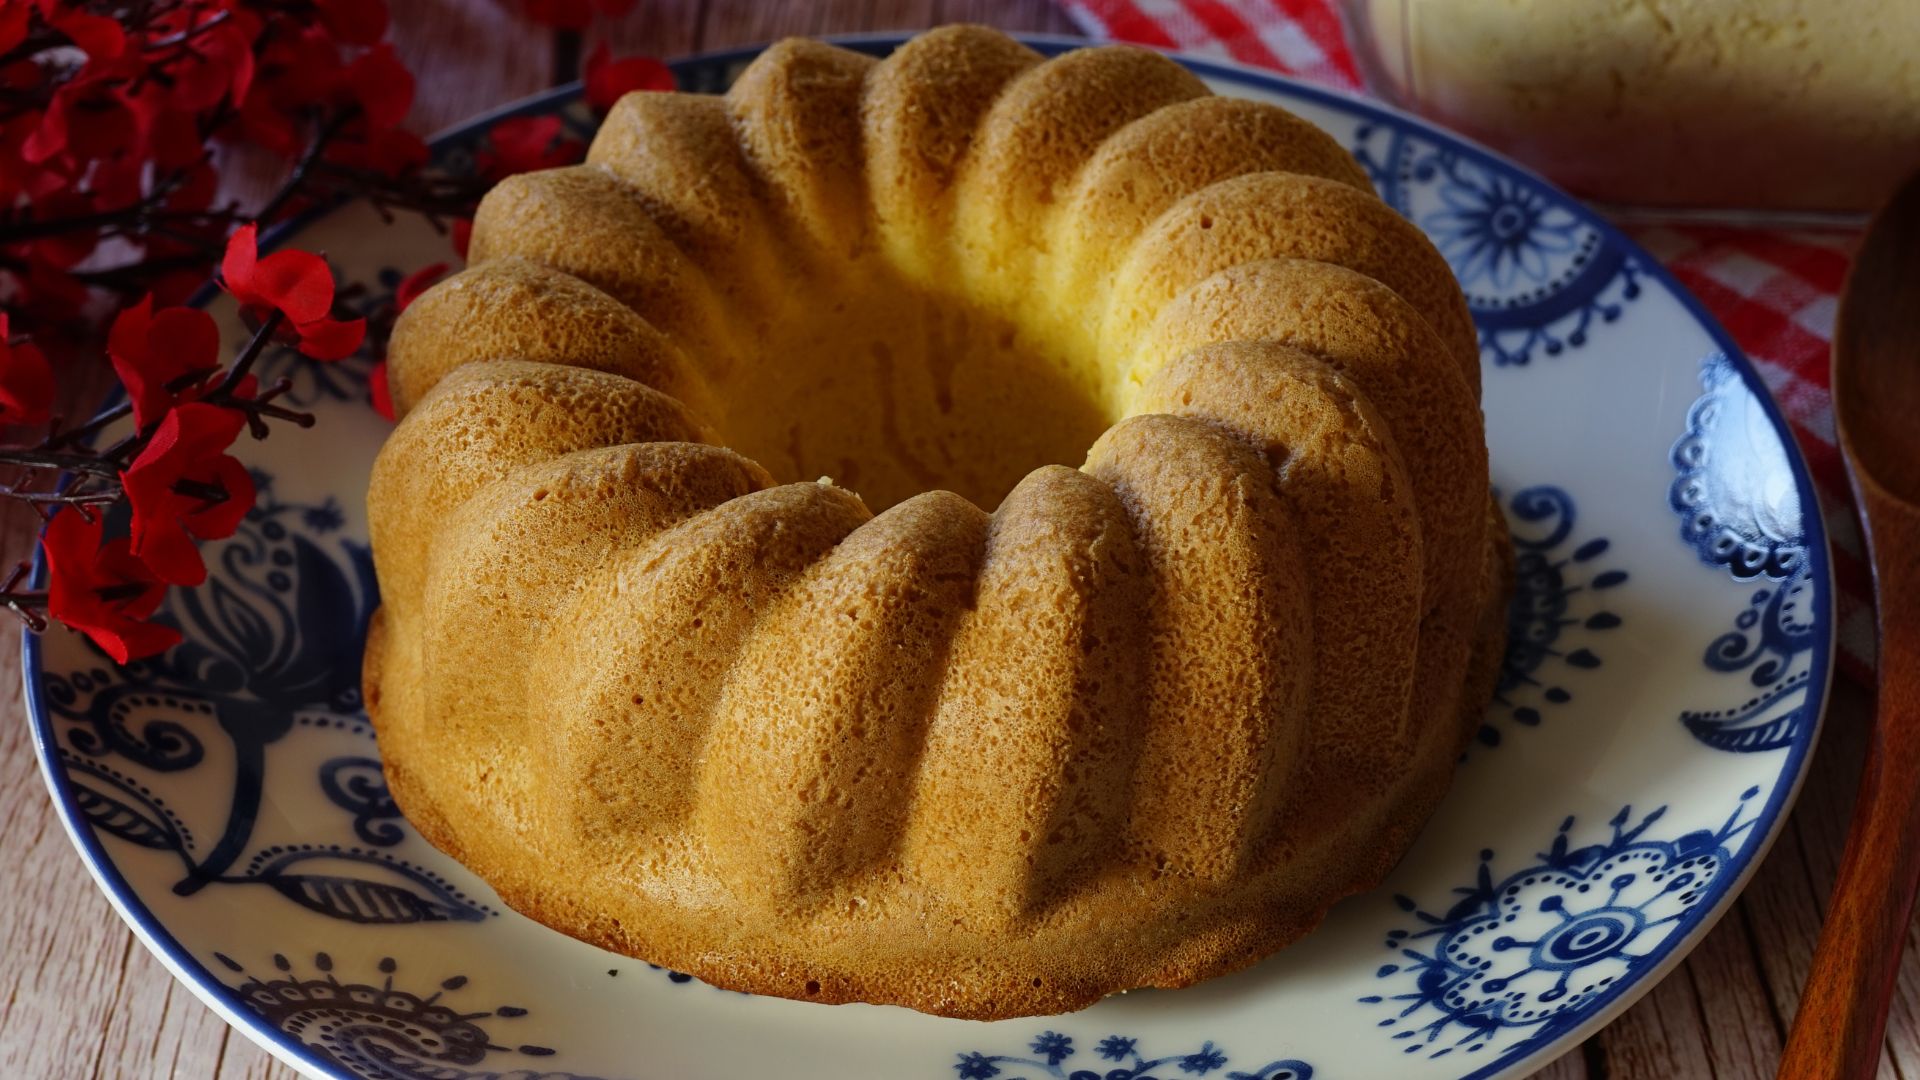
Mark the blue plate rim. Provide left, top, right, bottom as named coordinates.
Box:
left=20, top=31, right=1834, bottom=1080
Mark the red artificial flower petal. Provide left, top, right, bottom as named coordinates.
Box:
left=22, top=82, right=77, bottom=164
left=368, top=359, right=395, bottom=420
left=24, top=188, right=99, bottom=269
left=192, top=453, right=258, bottom=540
left=42, top=511, right=180, bottom=664
left=107, top=297, right=223, bottom=428
left=323, top=126, right=428, bottom=177
left=294, top=315, right=366, bottom=361
left=17, top=258, right=89, bottom=322
left=122, top=403, right=255, bottom=586
left=166, top=19, right=257, bottom=112
left=450, top=218, right=473, bottom=260
left=237, top=89, right=303, bottom=158
left=317, top=0, right=391, bottom=46
left=521, top=0, right=595, bottom=30
left=480, top=114, right=584, bottom=179
left=345, top=43, right=414, bottom=130
left=0, top=5, right=27, bottom=55
left=0, top=314, right=54, bottom=426
left=395, top=263, right=449, bottom=311
left=220, top=222, right=259, bottom=298
left=250, top=250, right=338, bottom=324
left=49, top=8, right=127, bottom=61
left=584, top=43, right=673, bottom=112
left=149, top=268, right=208, bottom=308
left=221, top=223, right=337, bottom=325
left=162, top=160, right=221, bottom=213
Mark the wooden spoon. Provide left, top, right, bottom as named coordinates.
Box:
left=1778, top=170, right=1920, bottom=1078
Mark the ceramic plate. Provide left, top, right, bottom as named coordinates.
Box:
left=26, top=34, right=1832, bottom=1080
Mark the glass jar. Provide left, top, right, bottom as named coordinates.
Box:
left=1341, top=0, right=1920, bottom=212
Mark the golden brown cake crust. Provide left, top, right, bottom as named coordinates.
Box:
left=364, top=26, right=1512, bottom=1020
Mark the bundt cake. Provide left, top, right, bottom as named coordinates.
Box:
left=363, top=26, right=1512, bottom=1020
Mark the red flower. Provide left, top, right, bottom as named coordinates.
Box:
left=220, top=224, right=367, bottom=360
left=120, top=403, right=256, bottom=587
left=521, top=0, right=637, bottom=30
left=22, top=75, right=143, bottom=165
left=478, top=115, right=584, bottom=180
left=317, top=0, right=391, bottom=46
left=450, top=217, right=473, bottom=260
left=324, top=125, right=428, bottom=177
left=0, top=4, right=29, bottom=55
left=161, top=15, right=257, bottom=112
left=343, top=43, right=414, bottom=130
left=42, top=510, right=180, bottom=664
left=396, top=262, right=449, bottom=311
left=585, top=43, right=673, bottom=112
left=107, top=297, right=225, bottom=429
left=38, top=2, right=129, bottom=61
left=0, top=314, right=54, bottom=426
left=368, top=361, right=395, bottom=421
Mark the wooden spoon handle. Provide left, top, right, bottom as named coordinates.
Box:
left=1779, top=494, right=1920, bottom=1079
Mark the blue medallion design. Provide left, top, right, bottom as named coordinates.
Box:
left=218, top=952, right=620, bottom=1080
left=1681, top=562, right=1819, bottom=753
left=1352, top=124, right=1643, bottom=367
left=952, top=1032, right=1311, bottom=1080
left=1669, top=352, right=1807, bottom=579
left=42, top=473, right=489, bottom=923
left=1362, top=787, right=1760, bottom=1063
left=1669, top=352, right=1818, bottom=752
left=1484, top=486, right=1627, bottom=748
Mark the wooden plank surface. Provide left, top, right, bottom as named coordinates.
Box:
left=0, top=1, right=1893, bottom=1077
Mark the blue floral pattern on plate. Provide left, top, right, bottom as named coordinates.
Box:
left=43, top=474, right=491, bottom=924
left=1668, top=351, right=1819, bottom=752
left=1363, top=787, right=1761, bottom=1065
left=218, top=952, right=619, bottom=1080
left=1352, top=124, right=1644, bottom=367
left=1485, top=485, right=1627, bottom=748
left=953, top=1032, right=1311, bottom=1080
left=1669, top=351, right=1807, bottom=580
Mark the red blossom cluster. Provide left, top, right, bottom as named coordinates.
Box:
left=1, top=0, right=426, bottom=333
left=0, top=0, right=675, bottom=663
left=518, top=0, right=636, bottom=32
left=1, top=0, right=671, bottom=341
left=3, top=226, right=357, bottom=661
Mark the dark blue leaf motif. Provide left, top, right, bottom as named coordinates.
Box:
left=73, top=785, right=179, bottom=849
left=251, top=849, right=487, bottom=924
left=1363, top=789, right=1761, bottom=1062
left=1482, top=485, right=1626, bottom=748
left=66, top=757, right=192, bottom=853
left=951, top=1034, right=1311, bottom=1080
left=219, top=953, right=618, bottom=1080
left=1682, top=563, right=1818, bottom=753
left=319, top=756, right=404, bottom=846
left=48, top=471, right=441, bottom=923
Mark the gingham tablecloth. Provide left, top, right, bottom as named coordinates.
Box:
left=1057, top=0, right=1875, bottom=681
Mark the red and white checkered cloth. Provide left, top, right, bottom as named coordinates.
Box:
left=1057, top=0, right=1875, bottom=682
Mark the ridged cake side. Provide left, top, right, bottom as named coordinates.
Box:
left=365, top=25, right=1511, bottom=1019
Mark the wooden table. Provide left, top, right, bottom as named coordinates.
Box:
left=0, top=2, right=1905, bottom=1076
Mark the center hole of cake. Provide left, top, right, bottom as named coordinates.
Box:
left=708, top=282, right=1111, bottom=513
